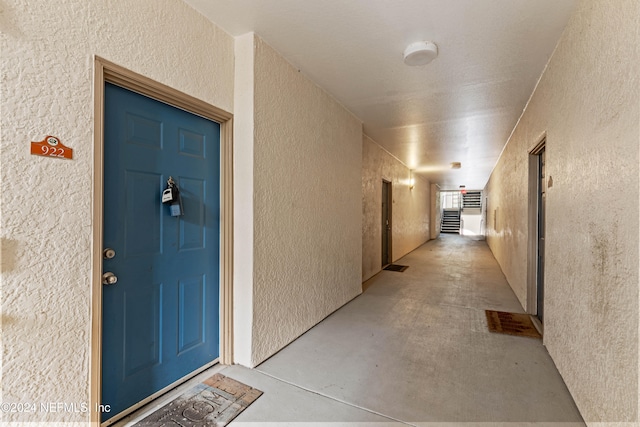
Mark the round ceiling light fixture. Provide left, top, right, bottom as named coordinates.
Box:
left=403, top=41, right=438, bottom=66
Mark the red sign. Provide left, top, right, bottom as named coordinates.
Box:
left=31, top=136, right=73, bottom=160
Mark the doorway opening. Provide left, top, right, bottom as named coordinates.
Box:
left=440, top=191, right=462, bottom=234
left=381, top=180, right=392, bottom=267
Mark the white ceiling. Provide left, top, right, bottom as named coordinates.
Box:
left=183, top=0, right=578, bottom=190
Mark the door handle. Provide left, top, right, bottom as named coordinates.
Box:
left=102, top=272, right=118, bottom=286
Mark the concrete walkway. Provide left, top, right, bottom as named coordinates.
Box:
left=227, top=234, right=584, bottom=426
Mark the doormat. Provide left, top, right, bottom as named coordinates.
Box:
left=134, top=373, right=262, bottom=426
left=383, top=264, right=409, bottom=272
left=485, top=310, right=542, bottom=339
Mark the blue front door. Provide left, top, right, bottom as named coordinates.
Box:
left=102, top=83, right=220, bottom=421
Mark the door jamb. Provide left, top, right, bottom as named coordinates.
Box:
left=91, top=56, right=234, bottom=425
left=526, top=134, right=546, bottom=319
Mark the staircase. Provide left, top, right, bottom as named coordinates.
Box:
left=463, top=191, right=482, bottom=209
left=441, top=208, right=461, bottom=233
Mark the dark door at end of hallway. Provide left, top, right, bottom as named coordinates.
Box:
left=101, top=83, right=221, bottom=421
left=382, top=180, right=392, bottom=266
left=536, top=148, right=546, bottom=323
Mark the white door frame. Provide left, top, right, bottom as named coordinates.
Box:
left=91, top=56, right=234, bottom=425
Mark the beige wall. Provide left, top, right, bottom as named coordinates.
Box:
left=0, top=0, right=234, bottom=423
left=235, top=35, right=363, bottom=366
left=362, top=135, right=430, bottom=282
left=430, top=184, right=441, bottom=240
left=485, top=0, right=639, bottom=423
left=460, top=212, right=483, bottom=238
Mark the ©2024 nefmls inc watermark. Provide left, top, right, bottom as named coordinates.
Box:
left=0, top=401, right=112, bottom=415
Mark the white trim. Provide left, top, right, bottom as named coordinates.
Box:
left=528, top=131, right=547, bottom=155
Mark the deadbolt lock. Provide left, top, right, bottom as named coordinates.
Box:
left=103, top=248, right=116, bottom=259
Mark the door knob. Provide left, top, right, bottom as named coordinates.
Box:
left=102, top=272, right=118, bottom=285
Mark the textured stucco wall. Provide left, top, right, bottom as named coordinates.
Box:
left=249, top=36, right=363, bottom=366
left=0, top=0, right=234, bottom=423
left=362, top=135, right=430, bottom=282
left=485, top=0, right=639, bottom=423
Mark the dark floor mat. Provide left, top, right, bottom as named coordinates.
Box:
left=485, top=310, right=542, bottom=339
left=383, top=264, right=409, bottom=272
left=134, top=373, right=262, bottom=426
